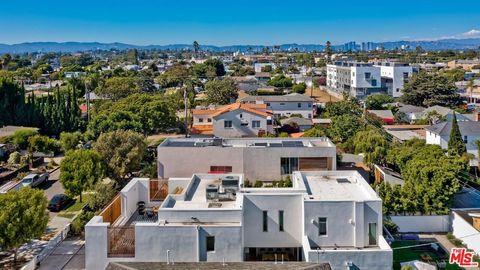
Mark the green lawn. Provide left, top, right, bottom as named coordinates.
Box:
left=56, top=193, right=92, bottom=219
left=392, top=240, right=462, bottom=270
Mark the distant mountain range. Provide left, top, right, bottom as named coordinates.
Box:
left=1, top=38, right=480, bottom=54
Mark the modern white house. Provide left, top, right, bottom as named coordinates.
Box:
left=327, top=62, right=383, bottom=99
left=451, top=209, right=480, bottom=254
left=191, top=103, right=274, bottom=137
left=425, top=121, right=480, bottom=158
left=85, top=171, right=392, bottom=270
left=240, top=93, right=315, bottom=119
left=157, top=137, right=337, bottom=181
left=373, top=62, right=414, bottom=98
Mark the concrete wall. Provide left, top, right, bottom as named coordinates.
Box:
left=158, top=209, right=242, bottom=223
left=451, top=211, right=480, bottom=253
left=305, top=236, right=393, bottom=270
left=390, top=215, right=450, bottom=233
left=85, top=216, right=109, bottom=270
left=158, top=144, right=336, bottom=181
left=198, top=226, right=243, bottom=262
left=243, top=194, right=303, bottom=248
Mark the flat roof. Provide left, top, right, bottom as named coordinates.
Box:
left=107, top=262, right=331, bottom=270
left=160, top=137, right=335, bottom=148
left=296, top=171, right=379, bottom=201
left=163, top=174, right=242, bottom=210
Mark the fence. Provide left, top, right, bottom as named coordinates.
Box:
left=390, top=215, right=450, bottom=233
left=107, top=226, right=135, bottom=257
left=149, top=179, right=168, bottom=201
left=100, top=194, right=122, bottom=225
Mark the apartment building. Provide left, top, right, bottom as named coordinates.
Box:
left=240, top=93, right=315, bottom=119
left=327, top=61, right=415, bottom=98
left=191, top=103, right=274, bottom=137
left=326, top=62, right=383, bottom=99
left=86, top=171, right=392, bottom=270
left=157, top=138, right=337, bottom=181
left=374, top=62, right=414, bottom=98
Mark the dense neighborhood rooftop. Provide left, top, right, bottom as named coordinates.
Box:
left=240, top=93, right=314, bottom=102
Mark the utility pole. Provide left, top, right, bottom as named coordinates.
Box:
left=184, top=86, right=188, bottom=138
left=85, top=80, right=90, bottom=122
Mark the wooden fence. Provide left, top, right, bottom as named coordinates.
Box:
left=100, top=194, right=122, bottom=225
left=107, top=226, right=135, bottom=257
left=149, top=179, right=168, bottom=201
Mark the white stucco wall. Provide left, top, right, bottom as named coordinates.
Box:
left=213, top=109, right=271, bottom=137
left=451, top=211, right=480, bottom=253
left=390, top=215, right=450, bottom=233
left=243, top=194, right=304, bottom=248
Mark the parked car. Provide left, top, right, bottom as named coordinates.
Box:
left=20, top=173, right=48, bottom=188
left=17, top=173, right=49, bottom=189
left=48, top=194, right=71, bottom=212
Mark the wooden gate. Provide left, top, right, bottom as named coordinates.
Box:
left=149, top=179, right=168, bottom=201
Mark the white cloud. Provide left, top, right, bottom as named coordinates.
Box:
left=461, top=29, right=480, bottom=37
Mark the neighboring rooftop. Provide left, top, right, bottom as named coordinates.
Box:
left=294, top=171, right=379, bottom=201
left=367, top=110, right=394, bottom=119
left=159, top=137, right=335, bottom=148
left=425, top=121, right=480, bottom=136
left=240, top=93, right=314, bottom=103
left=280, top=117, right=313, bottom=126
left=397, top=105, right=425, bottom=113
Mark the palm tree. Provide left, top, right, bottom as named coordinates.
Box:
left=467, top=79, right=475, bottom=103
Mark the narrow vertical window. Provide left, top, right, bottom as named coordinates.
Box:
left=263, top=211, right=268, bottom=232
left=206, top=236, right=215, bottom=251
left=279, top=210, right=284, bottom=232
left=318, top=217, right=327, bottom=236
left=368, top=223, right=377, bottom=245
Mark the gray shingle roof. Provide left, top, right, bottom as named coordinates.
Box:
left=240, top=93, right=314, bottom=102
left=425, top=121, right=480, bottom=136
left=280, top=117, right=313, bottom=126
left=397, top=105, right=425, bottom=113
left=367, top=110, right=394, bottom=119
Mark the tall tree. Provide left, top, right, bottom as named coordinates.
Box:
left=0, top=188, right=49, bottom=263
left=205, top=78, right=238, bottom=105
left=60, top=149, right=105, bottom=202
left=94, top=130, right=147, bottom=182
left=325, top=41, right=332, bottom=62
left=193, top=41, right=200, bottom=57
left=400, top=71, right=462, bottom=107
left=448, top=112, right=466, bottom=156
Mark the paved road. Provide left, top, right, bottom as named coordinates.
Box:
left=36, top=168, right=64, bottom=219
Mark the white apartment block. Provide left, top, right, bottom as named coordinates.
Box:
left=327, top=61, right=414, bottom=98
left=327, top=62, right=382, bottom=99
left=374, top=62, right=414, bottom=98
left=86, top=171, right=392, bottom=270
left=240, top=93, right=315, bottom=119
left=157, top=138, right=337, bottom=181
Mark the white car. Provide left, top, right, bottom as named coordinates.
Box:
left=18, top=173, right=49, bottom=189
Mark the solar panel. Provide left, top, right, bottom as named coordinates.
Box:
left=254, top=143, right=268, bottom=147
left=282, top=141, right=303, bottom=147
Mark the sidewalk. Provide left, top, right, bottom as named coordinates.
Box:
left=39, top=239, right=85, bottom=270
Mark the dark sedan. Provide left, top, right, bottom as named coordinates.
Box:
left=48, top=194, right=71, bottom=212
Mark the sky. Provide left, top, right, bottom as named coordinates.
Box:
left=1, top=0, right=480, bottom=45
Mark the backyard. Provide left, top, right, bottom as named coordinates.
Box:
left=392, top=240, right=462, bottom=270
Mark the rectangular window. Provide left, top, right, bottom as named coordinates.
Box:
left=279, top=210, right=284, bottom=232
left=308, top=103, right=312, bottom=108
left=210, top=166, right=232, bottom=173
left=318, top=217, right=327, bottom=236
left=224, top=120, right=232, bottom=128
left=371, top=79, right=377, bottom=86
left=280, top=103, right=285, bottom=105
left=266, top=103, right=271, bottom=107
left=403, top=72, right=409, bottom=79
left=365, top=72, right=371, bottom=79
left=206, top=236, right=215, bottom=251
left=199, top=118, right=204, bottom=123
left=263, top=211, right=268, bottom=232
left=207, top=118, right=212, bottom=123
left=252, top=120, right=261, bottom=128
left=297, top=103, right=301, bottom=108
left=368, top=223, right=377, bottom=245
left=240, top=113, right=243, bottom=118
left=464, top=136, right=468, bottom=143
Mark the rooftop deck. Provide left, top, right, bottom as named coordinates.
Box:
left=159, top=137, right=335, bottom=148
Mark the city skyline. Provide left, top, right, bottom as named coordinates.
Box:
left=1, top=0, right=479, bottom=45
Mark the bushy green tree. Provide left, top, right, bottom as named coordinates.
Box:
left=95, top=76, right=140, bottom=100
left=329, top=114, right=363, bottom=143
left=292, top=82, right=307, bottom=94
left=28, top=135, right=60, bottom=154
left=60, top=149, right=105, bottom=202
left=400, top=71, right=462, bottom=107
left=0, top=188, right=49, bottom=263
left=11, top=128, right=38, bottom=149
left=204, top=58, right=226, bottom=77
left=353, top=129, right=389, bottom=166
left=205, top=78, right=238, bottom=105
left=94, top=130, right=147, bottom=182
left=323, top=100, right=362, bottom=118
left=60, top=131, right=83, bottom=152
left=365, top=94, right=393, bottom=110
left=267, top=75, right=293, bottom=88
